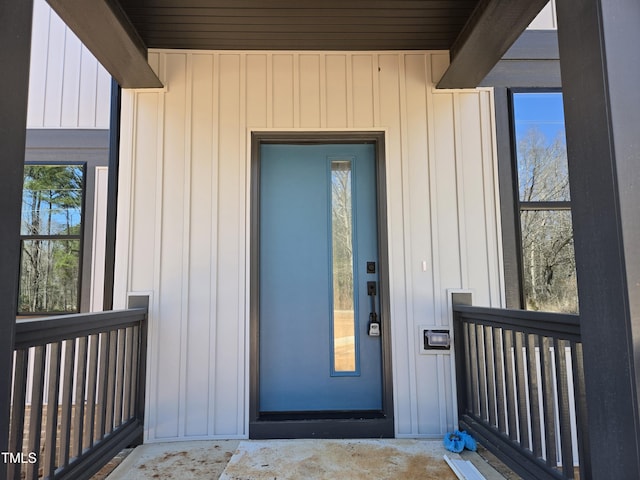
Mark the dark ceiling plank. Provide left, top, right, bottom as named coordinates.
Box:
left=123, top=0, right=477, bottom=9
left=138, top=24, right=462, bottom=35
left=436, top=0, right=548, bottom=88
left=46, top=0, right=162, bottom=88
left=141, top=31, right=457, bottom=40
left=122, top=7, right=473, bottom=18
left=129, top=15, right=469, bottom=26
left=137, top=23, right=461, bottom=34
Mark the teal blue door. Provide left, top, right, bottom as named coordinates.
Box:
left=259, top=143, right=383, bottom=413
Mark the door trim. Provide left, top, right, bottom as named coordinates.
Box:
left=249, top=131, right=394, bottom=438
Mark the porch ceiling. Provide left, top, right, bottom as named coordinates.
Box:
left=119, top=0, right=477, bottom=51
left=45, top=0, right=547, bottom=89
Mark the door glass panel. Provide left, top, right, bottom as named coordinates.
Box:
left=331, top=160, right=357, bottom=373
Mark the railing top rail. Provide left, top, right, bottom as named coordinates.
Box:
left=14, top=308, right=148, bottom=349
left=453, top=304, right=581, bottom=341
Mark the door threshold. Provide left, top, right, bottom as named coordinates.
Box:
left=258, top=410, right=385, bottom=421
left=249, top=417, right=394, bottom=439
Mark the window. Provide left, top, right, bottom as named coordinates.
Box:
left=511, top=91, right=578, bottom=313
left=18, top=163, right=85, bottom=314
left=331, top=159, right=357, bottom=374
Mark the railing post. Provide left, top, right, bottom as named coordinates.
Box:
left=128, top=295, right=149, bottom=444
left=556, top=1, right=640, bottom=476
left=452, top=293, right=472, bottom=427
left=0, top=1, right=34, bottom=474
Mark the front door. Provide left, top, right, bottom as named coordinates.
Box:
left=253, top=139, right=391, bottom=437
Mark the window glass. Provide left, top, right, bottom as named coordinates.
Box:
left=520, top=210, right=577, bottom=312
left=512, top=92, right=578, bottom=313
left=18, top=164, right=84, bottom=314
left=19, top=239, right=81, bottom=313
left=513, top=93, right=570, bottom=203
left=331, top=160, right=357, bottom=373
left=21, top=165, right=83, bottom=235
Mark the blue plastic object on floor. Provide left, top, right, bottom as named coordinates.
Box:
left=443, top=431, right=465, bottom=453
left=443, top=430, right=478, bottom=453
left=460, top=430, right=477, bottom=452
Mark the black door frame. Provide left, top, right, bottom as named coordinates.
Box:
left=249, top=131, right=394, bottom=438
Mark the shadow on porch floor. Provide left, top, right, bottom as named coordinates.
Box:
left=100, top=439, right=516, bottom=479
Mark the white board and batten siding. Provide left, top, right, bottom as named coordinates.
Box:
left=27, top=0, right=111, bottom=129
left=529, top=0, right=558, bottom=30
left=115, top=50, right=505, bottom=442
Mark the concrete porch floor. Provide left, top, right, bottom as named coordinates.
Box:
left=102, top=439, right=517, bottom=479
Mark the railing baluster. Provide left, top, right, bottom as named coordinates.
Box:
left=115, top=328, right=127, bottom=427
left=503, top=328, right=518, bottom=442
left=484, top=325, right=498, bottom=428
left=514, top=331, right=529, bottom=449
left=526, top=334, right=543, bottom=459
left=493, top=327, right=507, bottom=435
left=96, top=331, right=110, bottom=441
left=540, top=335, right=558, bottom=468
left=25, top=346, right=45, bottom=480
left=72, top=336, right=88, bottom=458
left=468, top=323, right=480, bottom=417
left=43, top=342, right=62, bottom=479
left=123, top=327, right=135, bottom=422
left=554, top=339, right=575, bottom=479
left=128, top=326, right=140, bottom=418
left=476, top=324, right=489, bottom=422
left=105, top=330, right=118, bottom=434
left=9, top=350, right=28, bottom=480
left=59, top=339, right=75, bottom=467
left=462, top=322, right=473, bottom=415
left=84, top=334, right=99, bottom=449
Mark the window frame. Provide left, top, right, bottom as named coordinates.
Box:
left=502, top=87, right=576, bottom=311
left=18, top=161, right=87, bottom=315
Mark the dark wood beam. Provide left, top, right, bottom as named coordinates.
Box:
left=556, top=0, right=640, bottom=477
left=46, top=0, right=162, bottom=88
left=479, top=31, right=561, bottom=88
left=0, top=0, right=33, bottom=473
left=437, top=0, right=548, bottom=88
left=103, top=79, right=121, bottom=311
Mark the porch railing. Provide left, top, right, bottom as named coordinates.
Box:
left=452, top=298, right=590, bottom=480
left=8, top=307, right=148, bottom=480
